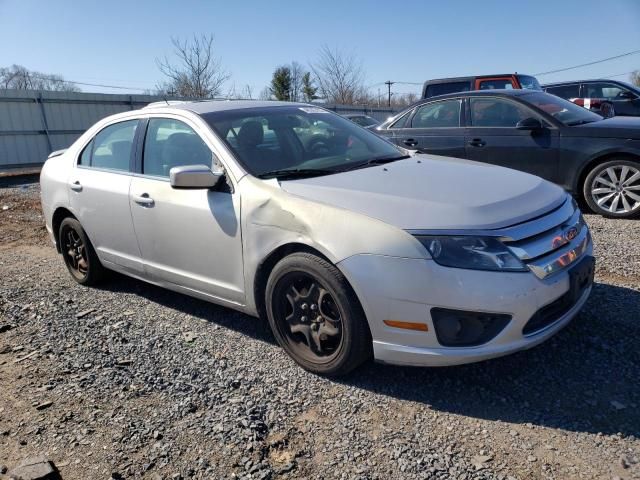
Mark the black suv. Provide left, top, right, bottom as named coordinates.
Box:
left=544, top=79, right=640, bottom=117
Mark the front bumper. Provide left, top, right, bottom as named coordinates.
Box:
left=337, top=240, right=593, bottom=367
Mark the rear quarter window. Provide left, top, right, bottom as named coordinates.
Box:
left=425, top=82, right=471, bottom=98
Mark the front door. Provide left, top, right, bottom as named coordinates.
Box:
left=68, top=119, right=144, bottom=274
left=465, top=97, right=559, bottom=182
left=583, top=82, right=640, bottom=117
left=391, top=98, right=466, bottom=159
left=129, top=117, right=245, bottom=304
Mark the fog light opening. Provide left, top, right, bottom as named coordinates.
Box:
left=431, top=308, right=511, bottom=347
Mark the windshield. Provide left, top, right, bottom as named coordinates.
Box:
left=522, top=92, right=603, bottom=125
left=518, top=75, right=542, bottom=91
left=202, top=106, right=402, bottom=178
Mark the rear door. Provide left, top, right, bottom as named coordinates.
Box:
left=68, top=119, right=144, bottom=274
left=464, top=96, right=559, bottom=181
left=390, top=98, right=466, bottom=158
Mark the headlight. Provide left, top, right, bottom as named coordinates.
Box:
left=415, top=236, right=527, bottom=272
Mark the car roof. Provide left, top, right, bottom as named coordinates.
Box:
left=424, top=74, right=534, bottom=85
left=147, top=99, right=307, bottom=115
left=419, top=89, right=534, bottom=102
left=543, top=79, right=624, bottom=87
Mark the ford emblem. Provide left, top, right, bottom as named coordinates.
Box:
left=564, top=226, right=578, bottom=242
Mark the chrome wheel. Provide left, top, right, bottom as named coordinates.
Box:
left=590, top=165, right=640, bottom=215
left=272, top=272, right=343, bottom=363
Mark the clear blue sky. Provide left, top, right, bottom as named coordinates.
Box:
left=1, top=0, right=639, bottom=97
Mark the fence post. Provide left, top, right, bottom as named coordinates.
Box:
left=36, top=93, right=53, bottom=153
left=129, top=95, right=134, bottom=110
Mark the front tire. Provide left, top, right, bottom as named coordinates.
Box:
left=265, top=253, right=371, bottom=376
left=583, top=159, right=640, bottom=218
left=59, top=217, right=105, bottom=285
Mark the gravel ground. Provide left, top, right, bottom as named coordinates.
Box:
left=0, top=178, right=639, bottom=480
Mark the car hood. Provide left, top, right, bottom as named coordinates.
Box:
left=569, top=116, right=640, bottom=139
left=279, top=156, right=566, bottom=230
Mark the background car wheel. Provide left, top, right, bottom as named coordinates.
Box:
left=59, top=217, right=105, bottom=285
left=265, top=252, right=371, bottom=376
left=583, top=159, right=640, bottom=218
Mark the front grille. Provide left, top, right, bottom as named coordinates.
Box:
left=501, top=199, right=590, bottom=279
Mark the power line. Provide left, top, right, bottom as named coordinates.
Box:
left=24, top=71, right=154, bottom=92
left=534, top=49, right=640, bottom=76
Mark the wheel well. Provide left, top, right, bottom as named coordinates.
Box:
left=577, top=152, right=640, bottom=204
left=253, top=243, right=332, bottom=321
left=51, top=207, right=76, bottom=252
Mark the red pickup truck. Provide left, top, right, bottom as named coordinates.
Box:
left=422, top=73, right=542, bottom=98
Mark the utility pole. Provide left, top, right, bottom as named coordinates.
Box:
left=384, top=80, right=394, bottom=107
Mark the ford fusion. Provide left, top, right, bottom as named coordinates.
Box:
left=40, top=101, right=594, bottom=375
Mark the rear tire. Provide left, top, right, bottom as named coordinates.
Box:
left=583, top=159, right=640, bottom=218
left=265, top=252, right=371, bottom=376
left=59, top=217, right=105, bottom=285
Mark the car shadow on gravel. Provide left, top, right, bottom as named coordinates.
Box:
left=97, top=272, right=278, bottom=345
left=343, top=282, right=640, bottom=437
left=99, top=274, right=639, bottom=437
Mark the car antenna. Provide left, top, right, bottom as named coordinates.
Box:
left=163, top=96, right=170, bottom=106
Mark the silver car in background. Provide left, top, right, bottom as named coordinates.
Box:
left=40, top=101, right=594, bottom=375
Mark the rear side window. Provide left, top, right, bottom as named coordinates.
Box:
left=411, top=100, right=461, bottom=128
left=79, top=120, right=138, bottom=171
left=546, top=84, right=580, bottom=99
left=425, top=82, right=470, bottom=97
left=143, top=118, right=212, bottom=177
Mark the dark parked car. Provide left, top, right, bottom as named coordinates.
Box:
left=374, top=90, right=640, bottom=218
left=422, top=74, right=541, bottom=99
left=544, top=79, right=640, bottom=117
left=342, top=113, right=380, bottom=129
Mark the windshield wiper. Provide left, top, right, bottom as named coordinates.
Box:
left=337, top=155, right=410, bottom=172
left=566, top=119, right=597, bottom=126
left=258, top=168, right=337, bottom=180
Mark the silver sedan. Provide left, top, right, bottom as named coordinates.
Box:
left=40, top=101, right=594, bottom=375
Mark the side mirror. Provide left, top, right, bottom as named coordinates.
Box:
left=618, top=90, right=636, bottom=100
left=170, top=164, right=223, bottom=189
left=516, top=117, right=544, bottom=131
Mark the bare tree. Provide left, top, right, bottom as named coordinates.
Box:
left=156, top=35, right=230, bottom=98
left=311, top=45, right=366, bottom=105
left=631, top=71, right=640, bottom=88
left=259, top=86, right=272, bottom=100
left=289, top=61, right=305, bottom=102
left=0, top=64, right=80, bottom=91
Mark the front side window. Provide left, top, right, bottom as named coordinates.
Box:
left=411, top=100, right=461, bottom=128
left=478, top=79, right=514, bottom=90
left=546, top=84, right=580, bottom=99
left=143, top=118, right=212, bottom=177
left=517, top=75, right=542, bottom=91
left=389, top=111, right=411, bottom=129
left=585, top=82, right=632, bottom=100
left=203, top=106, right=403, bottom=178
left=470, top=98, right=532, bottom=127
left=80, top=120, right=137, bottom=171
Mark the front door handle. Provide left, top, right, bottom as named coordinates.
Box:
left=133, top=193, right=154, bottom=207
left=468, top=138, right=486, bottom=147
left=403, top=138, right=419, bottom=147
left=69, top=181, right=82, bottom=192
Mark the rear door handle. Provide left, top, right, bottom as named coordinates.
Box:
left=468, top=138, right=486, bottom=147
left=69, top=181, right=82, bottom=192
left=133, top=193, right=154, bottom=207
left=403, top=138, right=418, bottom=147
